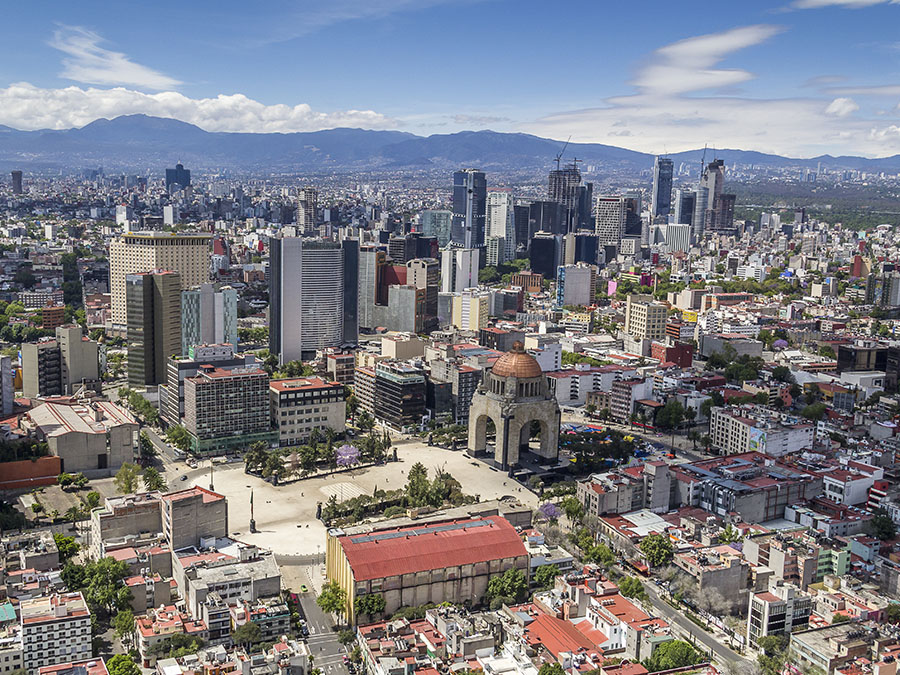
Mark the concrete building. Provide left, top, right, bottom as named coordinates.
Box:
left=674, top=544, right=751, bottom=609
left=451, top=289, right=490, bottom=331
left=88, top=491, right=164, bottom=560
left=20, top=592, right=91, bottom=674
left=595, top=196, right=626, bottom=247
left=709, top=406, right=814, bottom=457
left=181, top=284, right=238, bottom=353
left=486, top=191, right=516, bottom=263
left=159, top=345, right=255, bottom=426
left=269, top=238, right=356, bottom=362
left=326, top=515, right=528, bottom=624
left=789, top=622, right=879, bottom=674
left=183, top=365, right=276, bottom=455
left=297, top=186, right=318, bottom=234
left=747, top=583, right=811, bottom=647
left=451, top=169, right=486, bottom=249
left=624, top=295, right=667, bottom=341
left=126, top=271, right=182, bottom=387
left=556, top=263, right=597, bottom=307
left=374, top=361, right=426, bottom=430
left=160, top=486, right=228, bottom=551
left=406, top=258, right=440, bottom=330
left=440, top=247, right=479, bottom=294
left=468, top=342, right=560, bottom=469
left=109, top=232, right=211, bottom=331
left=22, top=327, right=101, bottom=398
left=21, top=340, right=62, bottom=398
left=270, top=377, right=346, bottom=446
left=22, top=400, right=137, bottom=476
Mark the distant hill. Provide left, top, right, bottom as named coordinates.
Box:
left=0, top=114, right=898, bottom=173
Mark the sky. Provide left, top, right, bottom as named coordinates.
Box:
left=2, top=0, right=900, bottom=157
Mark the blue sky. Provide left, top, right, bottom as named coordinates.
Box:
left=2, top=0, right=900, bottom=156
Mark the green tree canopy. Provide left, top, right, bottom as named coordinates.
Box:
left=107, top=654, right=141, bottom=675
left=640, top=533, right=673, bottom=568
left=316, top=580, right=348, bottom=615
left=53, top=533, right=80, bottom=564
left=534, top=564, right=559, bottom=589
left=642, top=640, right=703, bottom=672
left=485, top=568, right=529, bottom=609
left=356, top=593, right=386, bottom=617
left=114, top=463, right=141, bottom=494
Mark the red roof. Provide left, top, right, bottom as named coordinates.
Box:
left=340, top=517, right=527, bottom=581
left=524, top=612, right=599, bottom=657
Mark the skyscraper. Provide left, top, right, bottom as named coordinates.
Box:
left=126, top=271, right=182, bottom=387
left=673, top=189, right=696, bottom=227
left=650, top=156, right=674, bottom=218
left=10, top=170, right=22, bottom=195
left=594, top=196, right=626, bottom=246
left=528, top=200, right=564, bottom=239
left=700, top=160, right=736, bottom=235
left=297, top=186, right=318, bottom=234
left=486, top=191, right=516, bottom=263
left=529, top=232, right=562, bottom=279
left=407, top=258, right=440, bottom=331
left=181, top=283, right=239, bottom=352
left=420, top=210, right=452, bottom=247
left=269, top=237, right=353, bottom=362
left=165, top=163, right=191, bottom=193
left=109, top=232, right=211, bottom=331
left=549, top=162, right=582, bottom=232
left=451, top=169, right=486, bottom=249
left=440, top=247, right=479, bottom=294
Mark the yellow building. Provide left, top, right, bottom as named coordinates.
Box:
left=109, top=232, right=212, bottom=331
left=451, top=290, right=489, bottom=331
left=624, top=294, right=667, bottom=341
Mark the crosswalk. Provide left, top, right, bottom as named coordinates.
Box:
left=320, top=482, right=367, bottom=502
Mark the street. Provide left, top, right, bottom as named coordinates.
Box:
left=296, top=579, right=350, bottom=675
left=644, top=582, right=747, bottom=667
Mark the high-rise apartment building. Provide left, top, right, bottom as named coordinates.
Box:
left=650, top=156, right=674, bottom=218
left=183, top=365, right=276, bottom=455
left=22, top=327, right=101, bottom=397
left=624, top=294, right=667, bottom=341
left=563, top=231, right=600, bottom=266
left=181, top=284, right=238, bottom=353
left=20, top=592, right=91, bottom=673
left=165, top=163, right=191, bottom=192
left=126, top=271, right=182, bottom=387
left=451, top=169, right=486, bottom=249
left=420, top=210, right=452, bottom=247
left=270, top=377, right=346, bottom=446
left=297, top=186, right=318, bottom=234
left=451, top=289, right=490, bottom=331
left=10, top=170, right=23, bottom=194
left=486, top=191, right=516, bottom=263
left=549, top=163, right=582, bottom=232
left=440, top=247, right=479, bottom=293
left=21, top=340, right=62, bottom=398
left=556, top=263, right=597, bottom=307
left=665, top=223, right=692, bottom=253
left=109, top=232, right=211, bottom=330
left=595, top=196, right=626, bottom=246
left=406, top=258, right=439, bottom=330
left=0, top=356, right=12, bottom=415
left=269, top=237, right=355, bottom=362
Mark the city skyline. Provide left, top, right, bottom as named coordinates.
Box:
left=2, top=0, right=900, bottom=157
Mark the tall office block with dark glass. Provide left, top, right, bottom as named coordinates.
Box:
left=451, top=169, right=486, bottom=249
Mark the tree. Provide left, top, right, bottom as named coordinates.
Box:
left=316, top=580, right=348, bottom=615
left=832, top=614, right=852, bottom=624
left=640, top=533, right=673, bottom=568
left=57, top=472, right=73, bottom=488
left=642, top=640, right=703, bottom=672
left=83, top=556, right=133, bottom=615
left=356, top=593, right=386, bottom=617
left=231, top=621, right=263, bottom=648
left=65, top=505, right=83, bottom=529
left=561, top=496, right=584, bottom=525
left=869, top=508, right=896, bottom=541
left=53, top=533, right=80, bottom=563
left=165, top=425, right=192, bottom=453
left=244, top=441, right=269, bottom=473
left=107, top=654, right=140, bottom=675
left=406, top=462, right=430, bottom=507
left=801, top=402, right=827, bottom=421
left=538, top=664, right=564, bottom=675
left=655, top=400, right=685, bottom=430
left=113, top=609, right=136, bottom=647
left=139, top=432, right=157, bottom=460
left=886, top=604, right=900, bottom=624
left=485, top=568, right=529, bottom=608
left=338, top=629, right=357, bottom=646
left=73, top=472, right=89, bottom=488
left=534, top=564, right=559, bottom=589
left=618, top=576, right=646, bottom=601
left=84, top=491, right=101, bottom=509
left=142, top=466, right=167, bottom=492
left=114, top=463, right=141, bottom=494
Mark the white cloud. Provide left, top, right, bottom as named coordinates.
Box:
left=828, top=84, right=900, bottom=95
left=0, top=83, right=397, bottom=133
left=791, top=0, right=900, bottom=8
left=50, top=26, right=181, bottom=90
left=826, top=97, right=860, bottom=116
left=634, top=25, right=783, bottom=96
left=522, top=25, right=900, bottom=157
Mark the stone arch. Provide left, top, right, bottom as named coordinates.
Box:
left=517, top=417, right=550, bottom=454
left=469, top=412, right=501, bottom=455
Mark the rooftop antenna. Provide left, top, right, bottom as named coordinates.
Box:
left=555, top=136, right=571, bottom=171
left=699, top=144, right=708, bottom=180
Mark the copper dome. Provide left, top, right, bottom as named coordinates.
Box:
left=491, top=342, right=543, bottom=379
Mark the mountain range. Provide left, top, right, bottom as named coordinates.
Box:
left=2, top=114, right=900, bottom=174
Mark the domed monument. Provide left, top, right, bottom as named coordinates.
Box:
left=468, top=342, right=560, bottom=470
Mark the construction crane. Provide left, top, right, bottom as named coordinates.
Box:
left=554, top=136, right=571, bottom=171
